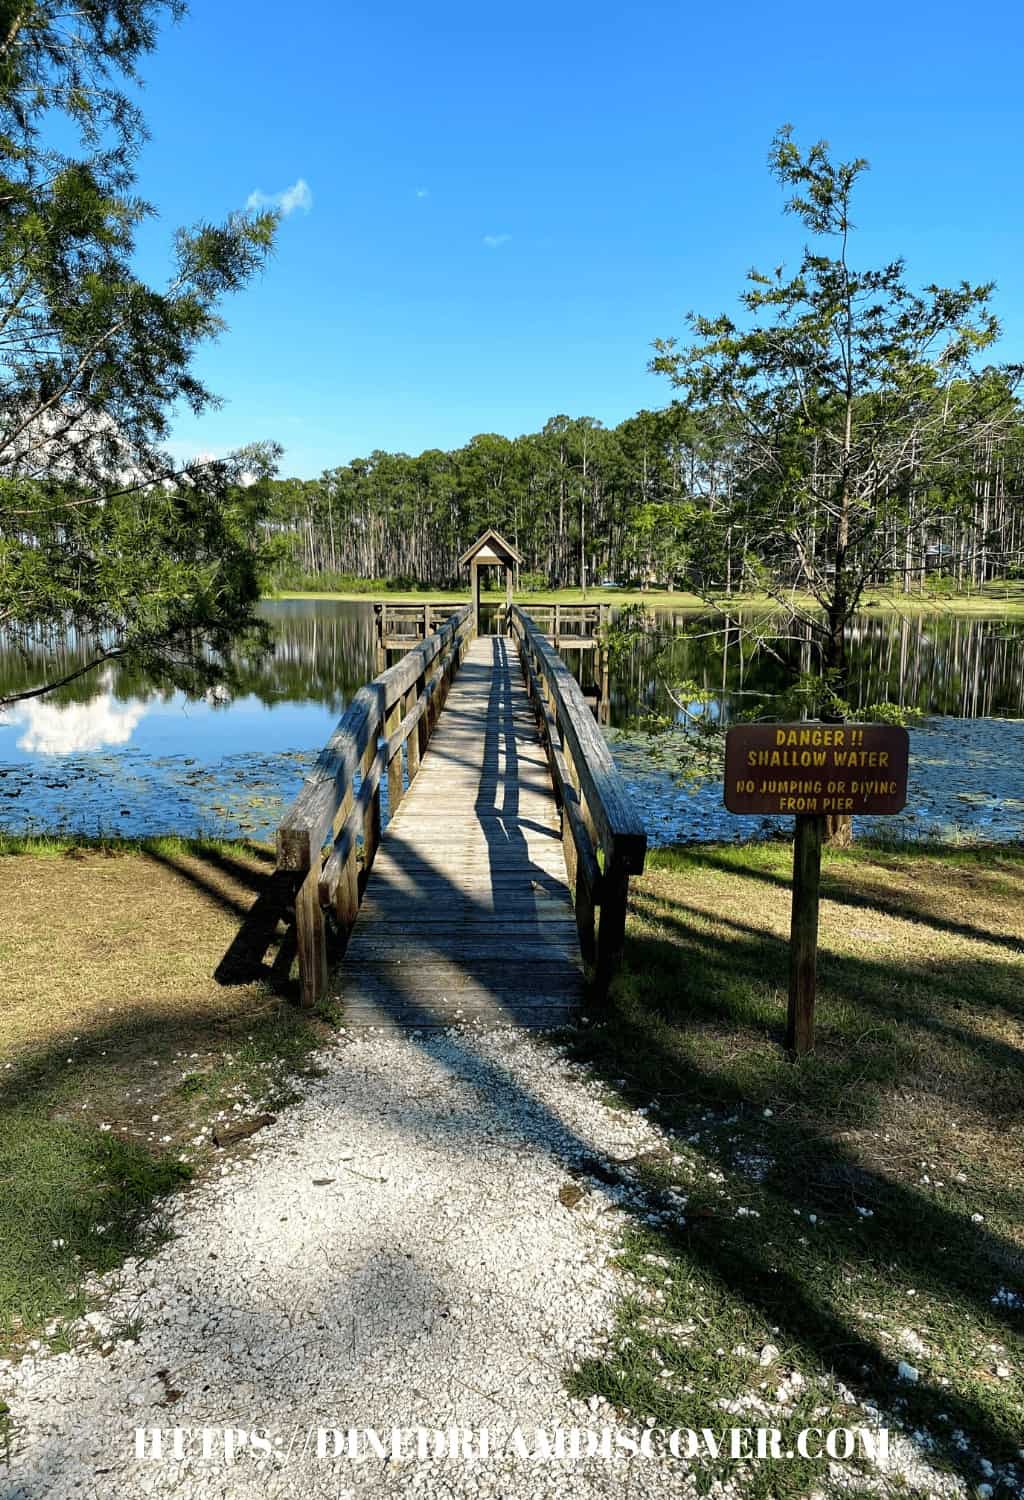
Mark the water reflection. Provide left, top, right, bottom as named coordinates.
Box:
left=4, top=601, right=1022, bottom=734
left=1, top=601, right=1022, bottom=844
left=8, top=674, right=146, bottom=754
left=594, top=610, right=1024, bottom=726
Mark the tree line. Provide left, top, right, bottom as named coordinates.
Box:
left=264, top=407, right=709, bottom=593
left=263, top=390, right=1024, bottom=599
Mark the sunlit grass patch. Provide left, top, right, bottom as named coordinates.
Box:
left=270, top=577, right=1024, bottom=617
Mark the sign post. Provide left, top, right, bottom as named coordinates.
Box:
left=788, top=813, right=824, bottom=1054
left=724, top=722, right=909, bottom=1056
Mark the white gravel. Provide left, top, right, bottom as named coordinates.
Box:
left=0, top=1026, right=985, bottom=1500
left=1, top=1026, right=687, bottom=1499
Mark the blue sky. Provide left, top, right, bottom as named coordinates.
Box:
left=134, top=0, right=1024, bottom=478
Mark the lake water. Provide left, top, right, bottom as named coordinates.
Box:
left=1, top=600, right=1022, bottom=846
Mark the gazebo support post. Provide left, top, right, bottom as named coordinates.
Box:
left=459, top=528, right=524, bottom=638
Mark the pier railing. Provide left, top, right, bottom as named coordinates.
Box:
left=513, top=602, right=609, bottom=646
left=278, top=603, right=474, bottom=1003
left=507, top=605, right=646, bottom=994
left=374, top=602, right=464, bottom=654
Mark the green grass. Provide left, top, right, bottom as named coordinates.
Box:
left=268, top=577, right=1024, bottom=617
left=0, top=1008, right=327, bottom=1355
left=564, top=840, right=1024, bottom=1496
left=0, top=1112, right=190, bottom=1346
left=0, top=831, right=269, bottom=860
left=0, top=836, right=335, bottom=1357
left=269, top=583, right=709, bottom=607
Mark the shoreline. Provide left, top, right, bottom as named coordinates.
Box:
left=265, top=584, right=1024, bottom=618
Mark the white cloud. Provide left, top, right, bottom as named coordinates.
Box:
left=10, top=685, right=146, bottom=754
left=482, top=233, right=511, bottom=249
left=246, top=177, right=313, bottom=216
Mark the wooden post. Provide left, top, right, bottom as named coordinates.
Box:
left=599, top=643, right=610, bottom=726
left=594, top=850, right=629, bottom=1003
left=787, top=814, right=824, bottom=1055
left=562, top=798, right=578, bottom=889
left=406, top=681, right=422, bottom=784
left=505, top=564, right=513, bottom=608
left=575, top=873, right=596, bottom=965
left=417, top=671, right=429, bottom=758
left=472, top=559, right=481, bottom=632
left=360, top=737, right=381, bottom=891
left=578, top=782, right=597, bottom=852
left=425, top=654, right=439, bottom=734
left=332, top=784, right=359, bottom=950
left=385, top=698, right=403, bottom=815
left=373, top=604, right=385, bottom=673
left=295, top=842, right=327, bottom=1008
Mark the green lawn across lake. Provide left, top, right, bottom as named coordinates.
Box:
left=269, top=579, right=1024, bottom=617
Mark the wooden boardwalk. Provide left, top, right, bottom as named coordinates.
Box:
left=331, top=635, right=584, bottom=1027
left=277, top=602, right=645, bottom=1025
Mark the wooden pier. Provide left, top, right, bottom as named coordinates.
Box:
left=278, top=601, right=645, bottom=1027
left=374, top=601, right=610, bottom=650
left=374, top=601, right=612, bottom=720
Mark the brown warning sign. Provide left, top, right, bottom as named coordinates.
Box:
left=724, top=723, right=909, bottom=816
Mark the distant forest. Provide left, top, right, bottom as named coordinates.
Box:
left=263, top=399, right=1024, bottom=596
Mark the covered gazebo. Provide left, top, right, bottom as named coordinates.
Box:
left=459, top=527, right=522, bottom=628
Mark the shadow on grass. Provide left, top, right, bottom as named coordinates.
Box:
left=557, top=850, right=1024, bottom=1484
left=692, top=843, right=1024, bottom=956
left=634, top=890, right=1024, bottom=1090
left=128, top=840, right=300, bottom=998
left=0, top=835, right=317, bottom=1353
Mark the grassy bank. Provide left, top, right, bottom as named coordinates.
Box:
left=269, top=579, right=1024, bottom=617
left=567, top=840, right=1024, bottom=1495
left=0, top=836, right=334, bottom=1358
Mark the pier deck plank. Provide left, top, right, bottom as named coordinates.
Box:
left=331, top=635, right=584, bottom=1028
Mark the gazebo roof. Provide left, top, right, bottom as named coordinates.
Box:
left=458, top=527, right=523, bottom=569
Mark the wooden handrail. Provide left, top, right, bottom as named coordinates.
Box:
left=508, top=604, right=646, bottom=996
left=374, top=601, right=463, bottom=639
left=512, top=602, right=608, bottom=637
left=518, top=602, right=608, bottom=619
left=277, top=603, right=474, bottom=1004
left=375, top=602, right=463, bottom=614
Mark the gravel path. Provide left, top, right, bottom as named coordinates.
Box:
left=2, top=1026, right=684, bottom=1500
left=1, top=1026, right=974, bottom=1500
